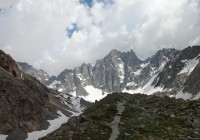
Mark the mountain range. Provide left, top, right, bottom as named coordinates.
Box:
left=18, top=45, right=200, bottom=102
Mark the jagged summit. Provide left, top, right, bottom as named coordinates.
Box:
left=108, top=49, right=120, bottom=56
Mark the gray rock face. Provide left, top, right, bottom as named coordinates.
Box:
left=92, top=60, right=106, bottom=89
left=76, top=85, right=89, bottom=96
left=56, top=69, right=75, bottom=93
left=183, top=61, right=200, bottom=95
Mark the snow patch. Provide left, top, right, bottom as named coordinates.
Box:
left=76, top=73, right=85, bottom=81
left=58, top=88, right=63, bottom=92
left=181, top=59, right=188, bottom=63
left=26, top=111, right=69, bottom=140
left=176, top=91, right=193, bottom=100
left=178, top=56, right=199, bottom=75
left=143, top=86, right=164, bottom=95
left=69, top=91, right=76, bottom=97
left=118, top=61, right=125, bottom=83
left=0, top=135, right=8, bottom=140
left=140, top=62, right=149, bottom=68
left=134, top=69, right=142, bottom=76
left=80, top=86, right=109, bottom=102
left=134, top=62, right=150, bottom=76
left=63, top=94, right=69, bottom=99
left=70, top=96, right=83, bottom=112
left=176, top=90, right=200, bottom=100
left=193, top=92, right=200, bottom=100
left=143, top=73, right=158, bottom=90
left=126, top=82, right=137, bottom=87
left=169, top=95, right=176, bottom=98
left=158, top=61, right=167, bottom=71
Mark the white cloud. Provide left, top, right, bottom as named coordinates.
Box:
left=0, top=0, right=200, bottom=75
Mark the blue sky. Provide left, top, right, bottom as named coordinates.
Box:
left=67, top=23, right=79, bottom=38
left=80, top=0, right=93, bottom=7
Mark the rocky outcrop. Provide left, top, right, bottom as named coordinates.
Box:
left=0, top=50, right=21, bottom=78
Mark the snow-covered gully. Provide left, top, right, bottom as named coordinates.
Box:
left=109, top=100, right=126, bottom=140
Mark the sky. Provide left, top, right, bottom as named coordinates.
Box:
left=0, top=0, right=200, bottom=75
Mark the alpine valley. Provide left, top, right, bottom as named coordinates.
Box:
left=0, top=45, right=200, bottom=140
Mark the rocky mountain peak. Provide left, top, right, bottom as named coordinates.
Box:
left=121, top=49, right=142, bottom=65
left=109, top=49, right=121, bottom=57
left=145, top=48, right=178, bottom=68
left=62, top=68, right=73, bottom=74
left=57, top=69, right=73, bottom=80
left=0, top=50, right=21, bottom=78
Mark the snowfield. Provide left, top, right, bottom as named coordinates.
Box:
left=26, top=110, right=80, bottom=140
left=0, top=135, right=8, bottom=140
left=118, top=61, right=125, bottom=83
left=176, top=91, right=200, bottom=100
left=26, top=111, right=68, bottom=140
left=79, top=86, right=109, bottom=102
left=175, top=91, right=193, bottom=100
